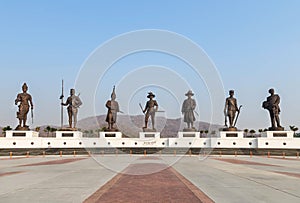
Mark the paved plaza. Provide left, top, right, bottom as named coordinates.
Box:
left=1, top=153, right=300, bottom=202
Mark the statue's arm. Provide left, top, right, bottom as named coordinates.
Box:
left=275, top=95, right=280, bottom=106
left=15, top=94, right=21, bottom=105
left=181, top=100, right=185, bottom=113
left=61, top=97, right=70, bottom=106
left=155, top=100, right=158, bottom=111
left=192, top=99, right=196, bottom=110
left=235, top=99, right=239, bottom=111
left=143, top=102, right=148, bottom=113
left=77, top=97, right=83, bottom=107
left=105, top=101, right=110, bottom=109
left=29, top=95, right=33, bottom=109
left=224, top=99, right=228, bottom=114
left=116, top=102, right=120, bottom=112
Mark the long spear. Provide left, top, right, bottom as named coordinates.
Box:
left=59, top=79, right=64, bottom=128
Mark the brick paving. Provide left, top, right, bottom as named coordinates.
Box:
left=84, top=162, right=214, bottom=203
left=213, top=158, right=280, bottom=167
left=0, top=171, right=24, bottom=177
left=17, top=157, right=86, bottom=167
left=272, top=171, right=300, bottom=179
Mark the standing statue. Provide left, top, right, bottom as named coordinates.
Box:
left=105, top=86, right=120, bottom=131
left=61, top=89, right=82, bottom=129
left=142, top=92, right=158, bottom=131
left=15, top=83, right=33, bottom=130
left=181, top=90, right=196, bottom=131
left=262, top=88, right=283, bottom=131
left=224, top=90, right=240, bottom=131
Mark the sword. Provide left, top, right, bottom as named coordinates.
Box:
left=31, top=108, right=34, bottom=124
left=233, top=105, right=242, bottom=127
left=224, top=110, right=228, bottom=127
left=194, top=110, right=199, bottom=117
left=139, top=103, right=145, bottom=114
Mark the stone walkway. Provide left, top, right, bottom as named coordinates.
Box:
left=84, top=157, right=213, bottom=203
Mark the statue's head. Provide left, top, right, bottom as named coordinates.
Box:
left=147, top=92, right=155, bottom=99
left=111, top=86, right=116, bottom=100
left=185, top=90, right=194, bottom=98
left=70, top=89, right=75, bottom=95
left=229, top=90, right=234, bottom=96
left=22, top=83, right=28, bottom=93
left=268, top=88, right=274, bottom=94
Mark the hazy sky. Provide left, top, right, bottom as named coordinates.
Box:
left=0, top=1, right=300, bottom=131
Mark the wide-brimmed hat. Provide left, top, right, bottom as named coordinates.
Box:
left=147, top=92, right=155, bottom=98
left=185, top=90, right=194, bottom=96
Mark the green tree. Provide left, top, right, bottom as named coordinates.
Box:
left=35, top=126, right=41, bottom=132
left=50, top=127, right=57, bottom=137
left=2, top=126, right=12, bottom=136
left=289, top=125, right=298, bottom=136
left=244, top=129, right=249, bottom=137
left=249, top=129, right=256, bottom=137
left=204, top=130, right=209, bottom=137
left=44, top=126, right=51, bottom=137
left=199, top=130, right=204, bottom=138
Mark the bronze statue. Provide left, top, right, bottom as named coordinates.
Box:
left=181, top=90, right=196, bottom=131
left=15, top=83, right=33, bottom=130
left=142, top=92, right=158, bottom=131
left=224, top=90, right=240, bottom=131
left=262, top=88, right=283, bottom=130
left=61, top=89, right=82, bottom=129
left=105, top=86, right=120, bottom=131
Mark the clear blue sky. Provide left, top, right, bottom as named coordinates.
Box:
left=0, top=0, right=300, bottom=131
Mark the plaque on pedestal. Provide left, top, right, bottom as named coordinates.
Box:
left=261, top=131, right=293, bottom=138
left=99, top=131, right=122, bottom=138
left=5, top=130, right=39, bottom=138
left=219, top=131, right=244, bottom=138
left=55, top=131, right=82, bottom=138
left=178, top=132, right=200, bottom=138
left=139, top=132, right=160, bottom=139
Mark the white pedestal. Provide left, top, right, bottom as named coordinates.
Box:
left=178, top=132, right=200, bottom=138
left=219, top=131, right=244, bottom=138
left=99, top=131, right=122, bottom=138
left=55, top=131, right=82, bottom=138
left=258, top=131, right=298, bottom=149
left=5, top=130, right=39, bottom=138
left=139, top=132, right=160, bottom=139
left=261, top=131, right=293, bottom=138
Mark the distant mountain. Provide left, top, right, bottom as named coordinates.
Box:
left=0, top=115, right=223, bottom=138
left=77, top=115, right=222, bottom=138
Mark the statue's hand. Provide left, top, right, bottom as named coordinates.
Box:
left=31, top=106, right=33, bottom=109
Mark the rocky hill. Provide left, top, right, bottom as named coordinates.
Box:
left=0, top=115, right=222, bottom=137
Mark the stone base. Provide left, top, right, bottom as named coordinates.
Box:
left=183, top=128, right=197, bottom=132
left=143, top=127, right=157, bottom=132
left=222, top=127, right=237, bottom=131
left=268, top=127, right=284, bottom=131
left=58, top=127, right=78, bottom=131
left=15, top=126, right=30, bottom=131
left=105, top=128, right=119, bottom=132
